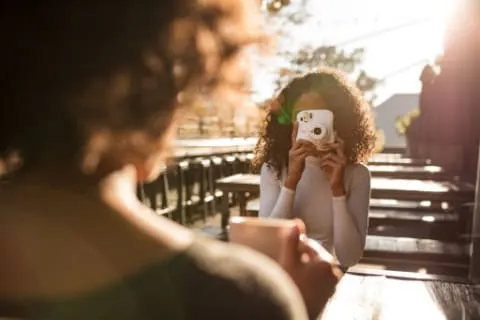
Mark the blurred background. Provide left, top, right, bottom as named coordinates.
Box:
left=177, top=0, right=479, bottom=160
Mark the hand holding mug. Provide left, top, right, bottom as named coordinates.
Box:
left=280, top=219, right=341, bottom=319
left=229, top=217, right=341, bottom=320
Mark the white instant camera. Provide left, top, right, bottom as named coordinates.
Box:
left=296, top=109, right=335, bottom=148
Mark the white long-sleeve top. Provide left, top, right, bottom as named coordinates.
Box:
left=259, top=158, right=371, bottom=267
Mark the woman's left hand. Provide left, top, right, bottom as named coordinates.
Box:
left=320, top=135, right=347, bottom=196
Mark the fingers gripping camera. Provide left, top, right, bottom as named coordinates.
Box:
left=296, top=110, right=335, bottom=149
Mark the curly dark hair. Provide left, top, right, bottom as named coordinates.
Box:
left=0, top=1, right=260, bottom=175
left=252, top=69, right=376, bottom=179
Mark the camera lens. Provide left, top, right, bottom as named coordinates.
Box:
left=313, top=127, right=323, bottom=135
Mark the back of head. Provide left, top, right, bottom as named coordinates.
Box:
left=0, top=1, right=260, bottom=176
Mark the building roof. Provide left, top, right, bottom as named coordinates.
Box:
left=374, top=93, right=419, bottom=148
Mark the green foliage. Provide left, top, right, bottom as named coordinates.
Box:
left=292, top=46, right=364, bottom=73
left=263, top=0, right=379, bottom=104
left=276, top=45, right=380, bottom=104
left=374, top=129, right=386, bottom=153
left=395, top=108, right=420, bottom=136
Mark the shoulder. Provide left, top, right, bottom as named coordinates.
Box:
left=344, top=163, right=371, bottom=186
left=346, top=163, right=370, bottom=179
left=260, top=163, right=283, bottom=181
left=260, top=163, right=275, bottom=175
left=175, top=236, right=308, bottom=319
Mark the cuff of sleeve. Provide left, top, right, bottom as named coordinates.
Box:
left=270, top=187, right=295, bottom=219
left=332, top=195, right=346, bottom=202
left=332, top=196, right=348, bottom=214
left=281, top=186, right=295, bottom=195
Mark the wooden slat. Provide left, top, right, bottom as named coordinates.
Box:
left=368, top=225, right=460, bottom=241
left=371, top=178, right=474, bottom=203
left=369, top=209, right=457, bottom=222
left=347, top=266, right=469, bottom=282
left=364, top=236, right=466, bottom=257
left=369, top=198, right=452, bottom=212
left=368, top=156, right=432, bottom=167
left=368, top=209, right=460, bottom=240
left=368, top=164, right=447, bottom=180
left=362, top=236, right=469, bottom=271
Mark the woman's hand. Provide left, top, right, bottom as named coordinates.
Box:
left=320, top=135, right=347, bottom=196
left=280, top=219, right=341, bottom=319
left=284, top=123, right=317, bottom=190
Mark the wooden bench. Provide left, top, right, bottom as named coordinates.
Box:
left=227, top=199, right=470, bottom=276
left=246, top=198, right=459, bottom=235
left=216, top=174, right=474, bottom=229
left=361, top=236, right=469, bottom=276
left=368, top=208, right=461, bottom=240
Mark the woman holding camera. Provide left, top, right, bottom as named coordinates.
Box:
left=253, top=69, right=376, bottom=267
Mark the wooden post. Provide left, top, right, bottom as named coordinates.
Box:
left=469, top=145, right=480, bottom=282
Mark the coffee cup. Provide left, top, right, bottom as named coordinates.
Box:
left=228, top=216, right=338, bottom=265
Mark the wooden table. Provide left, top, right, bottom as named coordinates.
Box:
left=218, top=174, right=261, bottom=228
left=217, top=174, right=474, bottom=228
left=321, top=272, right=480, bottom=319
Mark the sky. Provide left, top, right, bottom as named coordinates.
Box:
left=251, top=0, right=457, bottom=106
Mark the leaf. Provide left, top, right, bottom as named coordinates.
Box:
left=395, top=108, right=420, bottom=136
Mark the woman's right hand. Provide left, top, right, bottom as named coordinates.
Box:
left=285, top=122, right=316, bottom=190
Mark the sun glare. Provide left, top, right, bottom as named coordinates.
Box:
left=252, top=0, right=460, bottom=103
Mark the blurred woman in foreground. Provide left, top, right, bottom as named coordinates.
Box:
left=0, top=1, right=338, bottom=319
